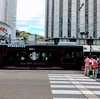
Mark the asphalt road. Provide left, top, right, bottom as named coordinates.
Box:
left=0, top=70, right=84, bottom=74
left=0, top=70, right=83, bottom=99
left=0, top=70, right=51, bottom=99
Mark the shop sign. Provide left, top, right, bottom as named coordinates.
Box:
left=0, top=26, right=7, bottom=32
left=84, top=47, right=87, bottom=50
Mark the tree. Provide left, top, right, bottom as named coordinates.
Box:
left=16, top=30, right=45, bottom=41
left=16, top=30, right=20, bottom=36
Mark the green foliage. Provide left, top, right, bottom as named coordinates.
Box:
left=16, top=30, right=44, bottom=41
left=36, top=36, right=44, bottom=41
left=27, top=32, right=31, bottom=35
left=16, top=30, right=20, bottom=35
left=23, top=36, right=27, bottom=40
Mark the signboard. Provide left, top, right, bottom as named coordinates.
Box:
left=0, top=21, right=12, bottom=37
left=0, top=26, right=7, bottom=32
left=83, top=45, right=100, bottom=52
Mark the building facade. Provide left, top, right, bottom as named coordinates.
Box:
left=0, top=0, right=17, bottom=39
left=45, top=0, right=100, bottom=40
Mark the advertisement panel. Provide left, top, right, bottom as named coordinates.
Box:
left=0, top=21, right=12, bottom=38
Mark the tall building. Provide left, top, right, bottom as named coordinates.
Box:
left=0, top=0, right=17, bottom=39
left=45, top=0, right=100, bottom=40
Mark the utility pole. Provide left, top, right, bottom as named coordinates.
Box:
left=78, top=3, right=84, bottom=38
left=89, top=36, right=92, bottom=55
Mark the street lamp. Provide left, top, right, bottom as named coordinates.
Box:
left=79, top=3, right=84, bottom=11
left=87, top=36, right=93, bottom=55
left=80, top=31, right=89, bottom=38
left=78, top=3, right=84, bottom=38
left=80, top=32, right=93, bottom=55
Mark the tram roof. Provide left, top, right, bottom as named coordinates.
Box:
left=0, top=43, right=77, bottom=46
left=0, top=41, right=83, bottom=48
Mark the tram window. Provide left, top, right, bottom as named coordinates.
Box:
left=0, top=49, right=2, bottom=55
left=65, top=53, right=69, bottom=57
left=72, top=52, right=74, bottom=57
left=42, top=52, right=47, bottom=60
left=65, top=51, right=75, bottom=57
left=76, top=51, right=83, bottom=57
left=42, top=52, right=46, bottom=57
left=22, top=51, right=26, bottom=54
left=49, top=53, right=52, bottom=57
left=42, top=52, right=52, bottom=61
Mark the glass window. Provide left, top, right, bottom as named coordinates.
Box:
left=93, top=0, right=97, bottom=38
left=76, top=50, right=83, bottom=58
left=67, top=0, right=72, bottom=37
left=59, top=0, right=63, bottom=37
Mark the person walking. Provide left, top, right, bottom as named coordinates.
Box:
left=90, top=57, right=98, bottom=77
left=84, top=55, right=91, bottom=76
left=97, top=56, right=100, bottom=74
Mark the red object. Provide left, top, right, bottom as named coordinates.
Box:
left=92, top=59, right=98, bottom=67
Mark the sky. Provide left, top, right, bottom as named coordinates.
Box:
left=16, top=0, right=45, bottom=36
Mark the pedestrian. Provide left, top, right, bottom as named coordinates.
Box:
left=84, top=55, right=91, bottom=76
left=97, top=55, right=100, bottom=66
left=97, top=56, right=100, bottom=74
left=90, top=57, right=98, bottom=77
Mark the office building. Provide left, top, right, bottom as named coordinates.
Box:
left=45, top=0, right=100, bottom=54
left=45, top=0, right=100, bottom=39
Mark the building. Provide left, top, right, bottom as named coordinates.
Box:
left=0, top=0, right=17, bottom=39
left=45, top=0, right=100, bottom=39
left=45, top=0, right=100, bottom=55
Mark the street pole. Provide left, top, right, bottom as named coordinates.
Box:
left=79, top=3, right=84, bottom=11
left=78, top=3, right=84, bottom=38
left=89, top=36, right=92, bottom=56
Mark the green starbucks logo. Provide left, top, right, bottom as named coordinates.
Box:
left=29, top=52, right=39, bottom=60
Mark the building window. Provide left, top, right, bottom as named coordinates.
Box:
left=79, top=40, right=85, bottom=45
left=59, top=0, right=63, bottom=37
left=51, top=0, right=54, bottom=38
left=76, top=0, right=80, bottom=38
left=68, top=0, right=72, bottom=37
left=85, top=0, right=89, bottom=38
left=93, top=0, right=97, bottom=38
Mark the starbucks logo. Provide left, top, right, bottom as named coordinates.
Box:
left=29, top=52, right=39, bottom=60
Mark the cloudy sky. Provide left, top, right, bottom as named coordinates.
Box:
left=16, top=0, right=45, bottom=36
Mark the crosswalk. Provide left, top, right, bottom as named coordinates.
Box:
left=48, top=74, right=100, bottom=99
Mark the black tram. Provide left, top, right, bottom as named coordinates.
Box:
left=0, top=42, right=84, bottom=70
